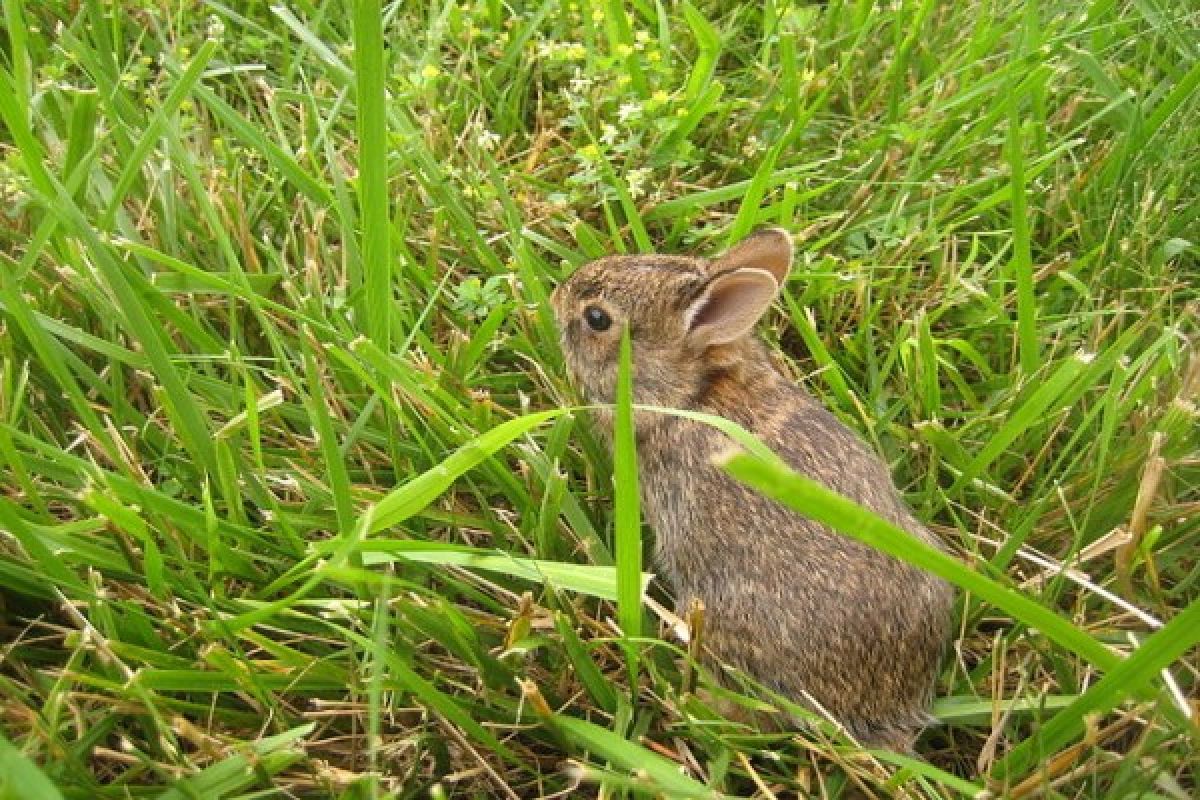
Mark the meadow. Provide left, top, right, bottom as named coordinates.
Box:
left=0, top=0, right=1197, bottom=797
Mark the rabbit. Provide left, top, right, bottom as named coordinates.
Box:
left=550, top=228, right=955, bottom=750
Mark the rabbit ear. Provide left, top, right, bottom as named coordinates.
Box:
left=686, top=268, right=780, bottom=348
left=709, top=227, right=793, bottom=285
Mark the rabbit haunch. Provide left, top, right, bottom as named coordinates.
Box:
left=551, top=228, right=955, bottom=749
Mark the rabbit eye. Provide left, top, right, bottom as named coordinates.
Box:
left=583, top=306, right=612, bottom=332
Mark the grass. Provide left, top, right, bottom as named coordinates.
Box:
left=0, top=0, right=1197, bottom=797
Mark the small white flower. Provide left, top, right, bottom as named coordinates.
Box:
left=625, top=167, right=651, bottom=199
left=617, top=102, right=641, bottom=123
left=476, top=129, right=501, bottom=151
left=741, top=134, right=763, bottom=157
left=568, top=68, right=592, bottom=93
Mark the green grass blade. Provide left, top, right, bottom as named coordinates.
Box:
left=301, top=339, right=355, bottom=537
left=602, top=0, right=648, bottom=97
left=932, top=694, right=1079, bottom=724
left=1007, top=93, right=1038, bottom=375
left=0, top=731, right=64, bottom=800
left=613, top=325, right=643, bottom=681
left=554, top=611, right=619, bottom=714
left=680, top=2, right=720, bottom=103
left=369, top=409, right=563, bottom=532
left=551, top=713, right=722, bottom=799
left=728, top=127, right=793, bottom=242
left=353, top=0, right=395, bottom=349
left=1, top=1, right=31, bottom=126
left=358, top=542, right=650, bottom=602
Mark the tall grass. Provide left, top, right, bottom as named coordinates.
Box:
left=0, top=1, right=1196, bottom=798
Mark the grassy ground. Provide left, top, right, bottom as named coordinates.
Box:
left=1, top=0, right=1198, bottom=797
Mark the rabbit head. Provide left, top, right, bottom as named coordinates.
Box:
left=550, top=228, right=794, bottom=410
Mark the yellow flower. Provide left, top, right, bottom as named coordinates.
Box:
left=579, top=143, right=601, bottom=160
left=647, top=51, right=661, bottom=62
left=651, top=89, right=669, bottom=105
left=616, top=43, right=634, bottom=58
left=422, top=64, right=440, bottom=80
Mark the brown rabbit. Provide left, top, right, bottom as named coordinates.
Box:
left=550, top=228, right=955, bottom=750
